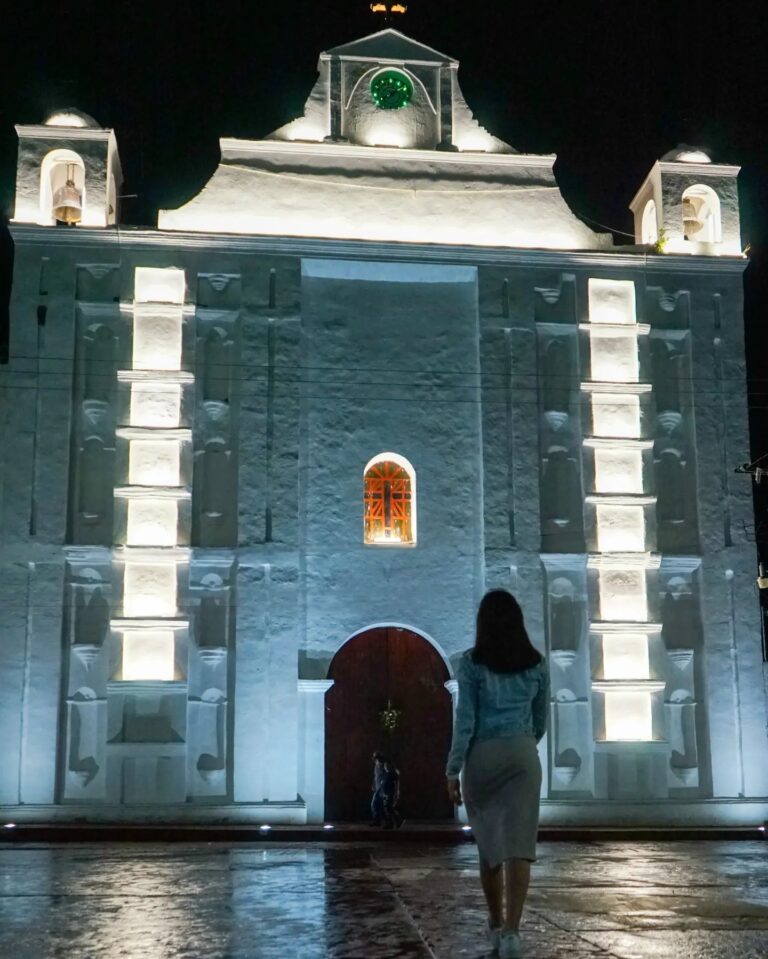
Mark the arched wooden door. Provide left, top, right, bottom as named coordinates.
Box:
left=325, top=627, right=454, bottom=822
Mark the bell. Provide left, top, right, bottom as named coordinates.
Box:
left=682, top=198, right=702, bottom=239
left=52, top=165, right=82, bottom=224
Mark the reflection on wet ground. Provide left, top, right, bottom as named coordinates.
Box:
left=0, top=840, right=766, bottom=957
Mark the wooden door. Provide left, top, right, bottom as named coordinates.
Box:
left=325, top=627, right=453, bottom=822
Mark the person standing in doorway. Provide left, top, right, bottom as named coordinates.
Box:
left=370, top=752, right=386, bottom=825
left=381, top=757, right=403, bottom=829
left=370, top=752, right=403, bottom=828
left=445, top=590, right=549, bottom=959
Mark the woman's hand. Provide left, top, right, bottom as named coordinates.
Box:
left=446, top=776, right=463, bottom=806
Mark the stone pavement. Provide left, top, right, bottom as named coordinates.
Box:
left=0, top=840, right=766, bottom=958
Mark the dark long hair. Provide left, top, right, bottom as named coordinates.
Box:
left=471, top=590, right=542, bottom=674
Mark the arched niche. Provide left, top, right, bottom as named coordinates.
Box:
left=78, top=438, right=109, bottom=523
left=542, top=337, right=572, bottom=413
left=549, top=577, right=580, bottom=652
left=74, top=587, right=110, bottom=647
left=661, top=574, right=703, bottom=651
left=343, top=66, right=438, bottom=149
left=682, top=185, right=722, bottom=243
left=39, top=148, right=86, bottom=226
left=200, top=441, right=230, bottom=518
left=651, top=339, right=681, bottom=414
left=84, top=324, right=116, bottom=402
left=541, top=448, right=582, bottom=525
left=202, top=327, right=231, bottom=404
left=656, top=449, right=686, bottom=523
left=641, top=199, right=659, bottom=245
left=197, top=591, right=227, bottom=649
left=363, top=453, right=416, bottom=546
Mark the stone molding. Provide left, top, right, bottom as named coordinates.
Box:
left=8, top=224, right=749, bottom=274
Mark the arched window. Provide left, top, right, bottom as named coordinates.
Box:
left=39, top=149, right=86, bottom=226
left=641, top=199, right=659, bottom=245
left=364, top=453, right=416, bottom=545
left=682, top=185, right=721, bottom=243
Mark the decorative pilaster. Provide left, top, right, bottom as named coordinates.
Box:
left=298, top=679, right=335, bottom=822
left=581, top=279, right=666, bottom=799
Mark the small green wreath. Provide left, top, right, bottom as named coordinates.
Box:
left=379, top=699, right=402, bottom=733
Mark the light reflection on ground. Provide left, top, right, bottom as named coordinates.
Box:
left=0, top=841, right=766, bottom=957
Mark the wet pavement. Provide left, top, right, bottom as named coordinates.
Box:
left=0, top=840, right=766, bottom=958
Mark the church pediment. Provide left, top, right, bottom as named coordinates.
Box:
left=326, top=28, right=455, bottom=64
left=158, top=27, right=610, bottom=251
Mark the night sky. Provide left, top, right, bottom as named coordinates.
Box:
left=2, top=0, right=767, bottom=545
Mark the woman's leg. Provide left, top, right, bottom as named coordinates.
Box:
left=500, top=857, right=531, bottom=931
left=479, top=855, right=502, bottom=929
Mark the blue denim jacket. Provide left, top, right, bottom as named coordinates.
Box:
left=446, top=650, right=550, bottom=777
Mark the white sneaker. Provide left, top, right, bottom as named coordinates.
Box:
left=499, top=929, right=522, bottom=958
left=487, top=919, right=500, bottom=951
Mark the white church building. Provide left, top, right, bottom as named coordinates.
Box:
left=2, top=28, right=767, bottom=826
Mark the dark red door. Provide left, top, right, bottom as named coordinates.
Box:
left=325, top=627, right=454, bottom=822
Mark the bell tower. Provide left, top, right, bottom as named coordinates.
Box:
left=13, top=109, right=122, bottom=228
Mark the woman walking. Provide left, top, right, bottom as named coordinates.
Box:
left=445, top=590, right=549, bottom=958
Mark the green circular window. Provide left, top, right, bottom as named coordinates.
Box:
left=370, top=70, right=414, bottom=110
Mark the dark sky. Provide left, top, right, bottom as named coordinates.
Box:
left=2, top=0, right=768, bottom=536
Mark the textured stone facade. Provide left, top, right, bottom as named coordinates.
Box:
left=1, top=29, right=765, bottom=824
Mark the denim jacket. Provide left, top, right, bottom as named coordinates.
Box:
left=445, top=650, right=550, bottom=777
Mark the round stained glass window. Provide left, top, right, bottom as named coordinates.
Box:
left=370, top=70, right=414, bottom=111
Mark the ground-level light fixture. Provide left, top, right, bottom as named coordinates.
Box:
left=323, top=824, right=334, bottom=830
left=461, top=825, right=472, bottom=832
left=3, top=823, right=17, bottom=829
left=259, top=824, right=272, bottom=832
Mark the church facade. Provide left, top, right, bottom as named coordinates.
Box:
left=1, top=29, right=766, bottom=826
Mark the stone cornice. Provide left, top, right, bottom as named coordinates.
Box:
left=8, top=224, right=749, bottom=275
left=15, top=124, right=113, bottom=142
left=658, top=160, right=740, bottom=177
left=219, top=137, right=553, bottom=169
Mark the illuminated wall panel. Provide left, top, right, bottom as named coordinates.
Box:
left=129, top=440, right=180, bottom=487
left=593, top=448, right=643, bottom=494
left=595, top=505, right=645, bottom=552
left=126, top=499, right=178, bottom=547
left=590, top=330, right=639, bottom=383
left=598, top=568, right=647, bottom=622
left=588, top=278, right=637, bottom=325
left=591, top=394, right=641, bottom=438
left=133, top=310, right=183, bottom=372
left=122, top=630, right=175, bottom=681
left=604, top=691, right=653, bottom=741
left=134, top=267, right=185, bottom=305
left=603, top=634, right=650, bottom=680
left=123, top=563, right=176, bottom=618
left=129, top=383, right=181, bottom=429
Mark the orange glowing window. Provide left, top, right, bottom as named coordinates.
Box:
left=364, top=455, right=416, bottom=545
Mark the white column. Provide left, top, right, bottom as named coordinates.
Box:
left=297, top=679, right=334, bottom=823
